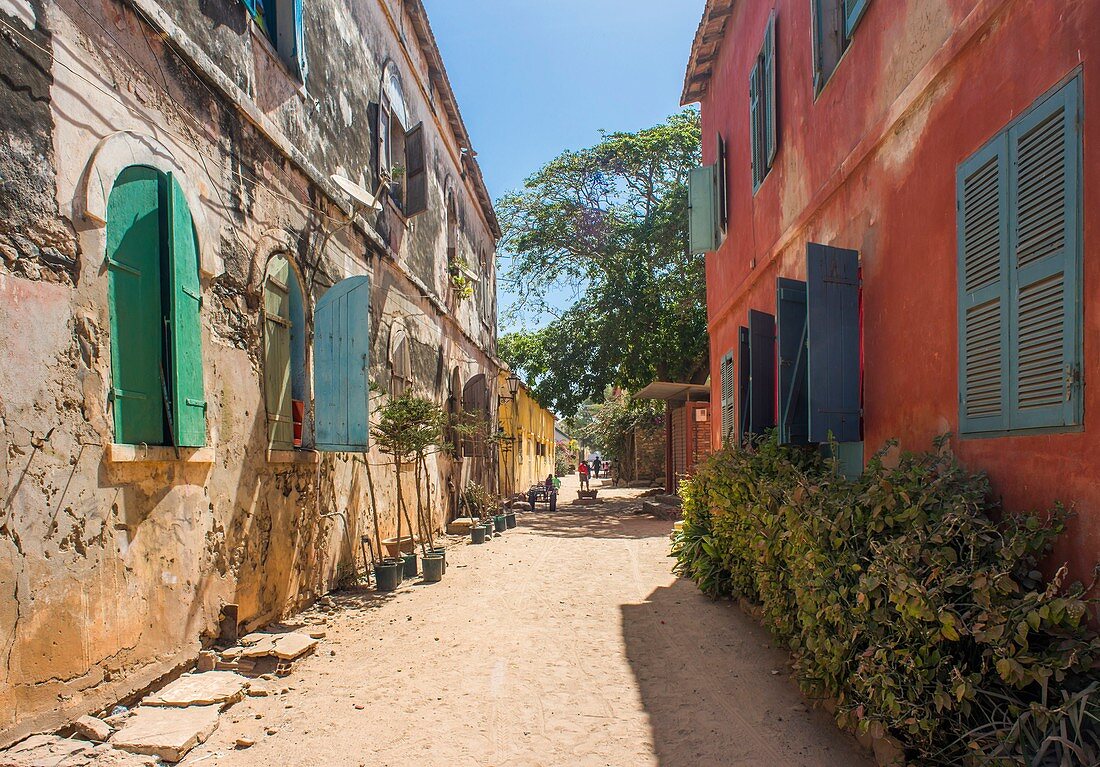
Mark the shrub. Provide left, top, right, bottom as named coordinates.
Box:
left=671, top=433, right=1100, bottom=765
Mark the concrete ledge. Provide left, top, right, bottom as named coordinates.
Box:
left=106, top=444, right=215, bottom=464
left=266, top=449, right=320, bottom=465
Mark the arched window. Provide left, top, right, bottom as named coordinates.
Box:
left=107, top=165, right=205, bottom=447
left=388, top=321, right=412, bottom=397
left=377, top=62, right=427, bottom=217
left=263, top=254, right=308, bottom=449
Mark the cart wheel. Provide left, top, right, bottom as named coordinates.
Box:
left=528, top=492, right=537, bottom=512
left=549, top=493, right=557, bottom=513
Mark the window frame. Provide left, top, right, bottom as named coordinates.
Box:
left=811, top=0, right=868, bottom=97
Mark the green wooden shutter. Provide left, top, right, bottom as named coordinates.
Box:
left=1007, top=79, right=1081, bottom=429
left=107, top=166, right=167, bottom=445
left=688, top=164, right=718, bottom=254
left=764, top=12, right=778, bottom=168
left=264, top=255, right=294, bottom=450
left=166, top=173, right=206, bottom=447
left=777, top=277, right=809, bottom=445
left=957, top=137, right=1010, bottom=434
left=737, top=326, right=750, bottom=446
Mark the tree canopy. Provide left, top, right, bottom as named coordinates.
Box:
left=497, top=109, right=707, bottom=416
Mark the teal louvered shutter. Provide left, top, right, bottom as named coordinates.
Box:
left=107, top=166, right=166, bottom=445
left=764, top=12, right=777, bottom=167
left=166, top=174, right=206, bottom=447
left=957, top=138, right=1010, bottom=434
left=777, top=278, right=809, bottom=445
left=843, top=0, right=870, bottom=38
left=315, top=276, right=372, bottom=451
left=688, top=164, right=719, bottom=254
left=264, top=256, right=294, bottom=450
left=719, top=351, right=735, bottom=443
left=749, top=62, right=761, bottom=189
left=1007, top=80, right=1081, bottom=429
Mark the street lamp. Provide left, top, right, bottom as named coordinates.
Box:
left=499, top=372, right=521, bottom=404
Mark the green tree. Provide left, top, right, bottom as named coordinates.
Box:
left=497, top=109, right=707, bottom=416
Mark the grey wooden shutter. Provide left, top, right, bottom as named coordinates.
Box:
left=720, top=351, right=735, bottom=443
left=748, top=310, right=776, bottom=438
left=404, top=121, right=428, bottom=217
left=737, top=326, right=750, bottom=446
left=749, top=63, right=761, bottom=189
left=1007, top=79, right=1081, bottom=429
left=716, top=133, right=728, bottom=234
left=764, top=12, right=778, bottom=167
left=777, top=278, right=808, bottom=445
left=264, top=256, right=294, bottom=450
left=957, top=138, right=1010, bottom=434
left=807, top=243, right=861, bottom=443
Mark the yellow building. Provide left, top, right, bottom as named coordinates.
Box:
left=498, top=371, right=556, bottom=496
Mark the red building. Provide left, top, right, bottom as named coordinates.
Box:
left=683, top=0, right=1099, bottom=582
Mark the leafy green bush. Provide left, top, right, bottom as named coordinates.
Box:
left=672, top=434, right=1100, bottom=765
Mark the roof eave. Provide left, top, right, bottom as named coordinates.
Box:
left=681, top=0, right=736, bottom=106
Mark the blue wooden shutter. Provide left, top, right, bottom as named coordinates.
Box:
left=764, top=12, right=778, bottom=168
left=807, top=243, right=861, bottom=443
left=777, top=278, right=809, bottom=445
left=315, top=276, right=371, bottom=451
left=688, top=164, right=719, bottom=254
left=737, top=326, right=749, bottom=446
left=748, top=309, right=776, bottom=438
left=843, top=0, right=870, bottom=38
left=107, top=166, right=166, bottom=445
left=957, top=138, right=1010, bottom=434
left=719, top=351, right=735, bottom=443
left=1007, top=79, right=1081, bottom=430
left=293, top=0, right=307, bottom=80
left=166, top=174, right=206, bottom=447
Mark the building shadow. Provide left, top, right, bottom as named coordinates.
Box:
left=620, top=579, right=873, bottom=767
left=518, top=504, right=673, bottom=541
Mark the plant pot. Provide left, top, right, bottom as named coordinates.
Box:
left=402, top=553, right=418, bottom=579
left=382, top=556, right=405, bottom=583
left=505, top=512, right=517, bottom=529
left=382, top=536, right=416, bottom=558
left=493, top=515, right=506, bottom=533
left=374, top=560, right=401, bottom=592
left=422, top=553, right=444, bottom=582
left=471, top=526, right=486, bottom=544
left=429, top=547, right=446, bottom=573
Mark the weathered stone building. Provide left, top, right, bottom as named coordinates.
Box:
left=0, top=0, right=500, bottom=743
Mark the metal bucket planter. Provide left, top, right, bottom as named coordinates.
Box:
left=493, top=515, right=506, bottom=533
left=402, top=553, right=418, bottom=579
left=422, top=553, right=444, bottom=583
left=471, top=526, right=486, bottom=544
left=505, top=512, right=517, bottom=529
left=374, top=560, right=401, bottom=592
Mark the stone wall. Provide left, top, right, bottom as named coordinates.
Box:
left=0, top=0, right=499, bottom=745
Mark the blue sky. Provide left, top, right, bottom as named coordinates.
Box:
left=423, top=0, right=706, bottom=324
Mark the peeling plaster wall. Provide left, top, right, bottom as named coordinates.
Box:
left=700, top=0, right=1100, bottom=584
left=0, top=0, right=498, bottom=745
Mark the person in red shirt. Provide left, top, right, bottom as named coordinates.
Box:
left=578, top=460, right=590, bottom=490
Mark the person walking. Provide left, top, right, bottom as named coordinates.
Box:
left=578, top=459, right=590, bottom=490
left=592, top=455, right=602, bottom=479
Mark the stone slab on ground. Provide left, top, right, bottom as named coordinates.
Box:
left=575, top=497, right=602, bottom=505
left=239, top=631, right=317, bottom=660
left=648, top=494, right=682, bottom=508
left=110, top=705, right=220, bottom=762
left=73, top=714, right=112, bottom=742
left=0, top=736, right=158, bottom=767
left=144, top=671, right=248, bottom=707
left=446, top=517, right=477, bottom=534
left=641, top=499, right=681, bottom=520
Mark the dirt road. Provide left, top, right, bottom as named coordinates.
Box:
left=181, top=479, right=871, bottom=767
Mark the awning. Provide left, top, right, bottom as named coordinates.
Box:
left=634, top=381, right=711, bottom=403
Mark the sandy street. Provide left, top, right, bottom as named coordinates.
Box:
left=180, top=478, right=871, bottom=767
